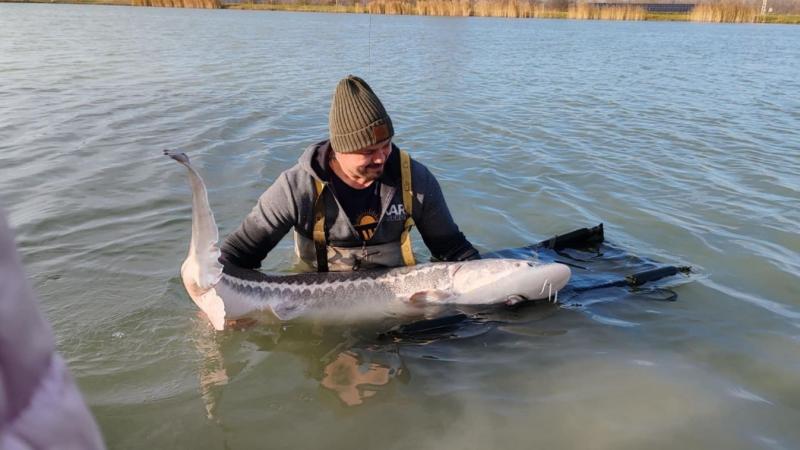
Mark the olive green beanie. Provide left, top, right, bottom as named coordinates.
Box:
left=328, top=75, right=394, bottom=153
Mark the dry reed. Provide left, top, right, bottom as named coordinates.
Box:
left=689, top=0, right=760, bottom=22
left=568, top=2, right=646, bottom=20
left=133, top=0, right=221, bottom=8
left=366, top=0, right=408, bottom=14
left=361, top=0, right=642, bottom=19
left=362, top=0, right=563, bottom=18
left=415, top=0, right=472, bottom=16
left=123, top=0, right=800, bottom=23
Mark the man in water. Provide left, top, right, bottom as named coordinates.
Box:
left=220, top=75, right=479, bottom=272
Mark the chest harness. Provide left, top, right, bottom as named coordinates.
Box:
left=311, top=150, right=416, bottom=272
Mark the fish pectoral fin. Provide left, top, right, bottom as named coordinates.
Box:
left=505, top=295, right=527, bottom=306
left=270, top=302, right=302, bottom=321
left=407, top=290, right=453, bottom=305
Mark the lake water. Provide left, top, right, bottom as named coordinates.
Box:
left=1, top=4, right=799, bottom=448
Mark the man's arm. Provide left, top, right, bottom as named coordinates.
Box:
left=413, top=165, right=480, bottom=262
left=219, top=173, right=297, bottom=269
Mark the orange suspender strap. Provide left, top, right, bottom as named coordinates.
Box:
left=399, top=150, right=416, bottom=266
left=312, top=178, right=329, bottom=272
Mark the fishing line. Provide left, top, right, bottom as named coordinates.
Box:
left=367, top=4, right=372, bottom=75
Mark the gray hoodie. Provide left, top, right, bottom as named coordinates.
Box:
left=220, top=140, right=478, bottom=270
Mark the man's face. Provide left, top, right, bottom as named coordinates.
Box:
left=334, top=139, right=392, bottom=182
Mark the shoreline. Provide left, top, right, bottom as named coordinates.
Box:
left=2, top=0, right=798, bottom=24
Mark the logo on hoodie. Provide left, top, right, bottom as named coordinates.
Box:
left=384, top=203, right=406, bottom=223
left=355, top=211, right=379, bottom=241
left=353, top=204, right=406, bottom=241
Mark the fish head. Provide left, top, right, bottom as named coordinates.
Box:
left=449, top=259, right=571, bottom=304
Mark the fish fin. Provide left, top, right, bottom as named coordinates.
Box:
left=408, top=290, right=453, bottom=304
left=505, top=295, right=527, bottom=306
left=164, top=149, right=190, bottom=165
left=168, top=150, right=223, bottom=290
left=270, top=302, right=302, bottom=321
left=197, top=288, right=226, bottom=331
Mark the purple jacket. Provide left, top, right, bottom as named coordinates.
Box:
left=0, top=210, right=104, bottom=449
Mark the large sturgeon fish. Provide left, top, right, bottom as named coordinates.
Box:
left=167, top=151, right=571, bottom=331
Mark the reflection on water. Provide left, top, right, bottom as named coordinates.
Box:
left=320, top=349, right=405, bottom=407
left=194, top=320, right=409, bottom=415
left=193, top=313, right=229, bottom=420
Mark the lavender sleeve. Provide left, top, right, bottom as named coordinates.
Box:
left=0, top=210, right=105, bottom=449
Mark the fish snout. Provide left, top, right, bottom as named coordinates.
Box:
left=543, top=262, right=571, bottom=291
left=523, top=262, right=571, bottom=301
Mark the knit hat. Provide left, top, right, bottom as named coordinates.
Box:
left=328, top=75, right=394, bottom=153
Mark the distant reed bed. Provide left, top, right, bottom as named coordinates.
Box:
left=472, top=0, right=565, bottom=18
left=125, top=0, right=800, bottom=24
left=413, top=0, right=471, bottom=16
left=133, top=0, right=220, bottom=7
left=364, top=0, right=564, bottom=17
left=568, top=3, right=645, bottom=20
left=358, top=0, right=796, bottom=22
left=689, top=0, right=759, bottom=22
